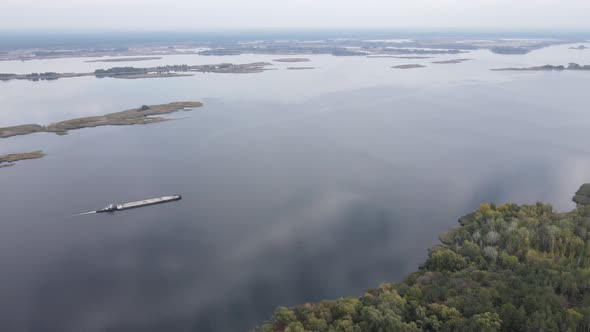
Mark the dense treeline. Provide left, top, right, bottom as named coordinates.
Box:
left=257, top=186, right=590, bottom=332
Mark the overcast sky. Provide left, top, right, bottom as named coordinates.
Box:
left=2, top=0, right=590, bottom=31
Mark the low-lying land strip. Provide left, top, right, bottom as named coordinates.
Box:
left=432, top=58, right=472, bottom=64
left=0, top=151, right=45, bottom=168
left=0, top=62, right=273, bottom=82
left=85, top=57, right=163, bottom=63
left=273, top=58, right=310, bottom=63
left=492, top=63, right=590, bottom=71
left=569, top=45, right=588, bottom=50
left=392, top=64, right=426, bottom=69
left=286, top=67, right=315, bottom=70
left=0, top=102, right=203, bottom=138
left=368, top=55, right=433, bottom=59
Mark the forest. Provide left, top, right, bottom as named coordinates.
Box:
left=256, top=184, right=590, bottom=332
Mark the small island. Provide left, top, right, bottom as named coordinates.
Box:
left=569, top=45, right=588, bottom=50
left=392, top=64, right=426, bottom=69
left=0, top=102, right=203, bottom=138
left=0, top=151, right=45, bottom=168
left=492, top=62, right=590, bottom=71
left=432, top=58, right=472, bottom=64
left=287, top=67, right=315, bottom=70
left=368, top=55, right=433, bottom=59
left=85, top=56, right=163, bottom=63
left=273, top=58, right=311, bottom=63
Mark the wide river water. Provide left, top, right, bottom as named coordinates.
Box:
left=1, top=43, right=590, bottom=331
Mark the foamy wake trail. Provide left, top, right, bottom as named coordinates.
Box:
left=72, top=211, right=96, bottom=217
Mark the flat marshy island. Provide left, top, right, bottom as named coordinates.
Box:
left=392, top=64, right=426, bottom=69
left=0, top=101, right=203, bottom=138
left=0, top=151, right=45, bottom=168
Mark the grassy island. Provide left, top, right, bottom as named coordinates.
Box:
left=257, top=184, right=590, bottom=332
left=0, top=101, right=203, bottom=138
left=0, top=151, right=45, bottom=168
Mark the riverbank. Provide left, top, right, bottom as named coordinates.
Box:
left=257, top=184, right=590, bottom=331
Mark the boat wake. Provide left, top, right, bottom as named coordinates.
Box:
left=72, top=211, right=96, bottom=217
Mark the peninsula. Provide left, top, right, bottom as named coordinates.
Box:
left=257, top=184, right=590, bottom=332
left=0, top=151, right=45, bottom=168
left=0, top=102, right=202, bottom=138
left=392, top=64, right=426, bottom=69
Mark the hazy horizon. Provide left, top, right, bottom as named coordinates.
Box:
left=3, top=0, right=590, bottom=31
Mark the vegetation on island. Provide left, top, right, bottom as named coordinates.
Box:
left=257, top=185, right=590, bottom=332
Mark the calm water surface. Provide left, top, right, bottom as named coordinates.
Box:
left=1, top=43, right=590, bottom=331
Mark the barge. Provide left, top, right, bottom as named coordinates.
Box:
left=97, top=195, right=182, bottom=213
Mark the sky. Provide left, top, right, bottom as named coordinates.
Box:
left=2, top=0, right=590, bottom=31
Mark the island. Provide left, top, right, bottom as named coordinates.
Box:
left=273, top=58, right=311, bottom=63
left=85, top=56, right=163, bottom=63
left=490, top=46, right=531, bottom=54
left=0, top=62, right=273, bottom=82
left=257, top=184, right=590, bottom=332
left=432, top=58, right=472, bottom=64
left=492, top=62, right=590, bottom=71
left=0, top=151, right=44, bottom=168
left=0, top=102, right=202, bottom=138
left=569, top=45, right=588, bottom=50
left=286, top=67, right=315, bottom=70
left=368, top=56, right=433, bottom=59
left=392, top=64, right=426, bottom=69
